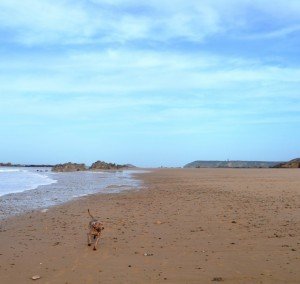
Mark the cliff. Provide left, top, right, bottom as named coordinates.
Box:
left=273, top=158, right=300, bottom=168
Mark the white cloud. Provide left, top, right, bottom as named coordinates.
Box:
left=0, top=0, right=96, bottom=44
left=1, top=48, right=300, bottom=96
left=0, top=1, right=299, bottom=127
left=1, top=0, right=299, bottom=45
left=243, top=25, right=300, bottom=40
left=0, top=47, right=299, bottom=130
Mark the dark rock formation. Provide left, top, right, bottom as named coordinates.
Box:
left=89, top=161, right=128, bottom=170
left=273, top=158, right=300, bottom=168
left=52, top=162, right=87, bottom=172
left=0, top=162, right=13, bottom=167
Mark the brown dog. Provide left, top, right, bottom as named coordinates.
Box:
left=87, top=209, right=104, bottom=250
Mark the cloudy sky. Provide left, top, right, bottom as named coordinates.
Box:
left=0, top=0, right=299, bottom=167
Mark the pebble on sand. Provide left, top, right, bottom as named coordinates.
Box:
left=212, top=277, right=223, bottom=281
left=31, top=275, right=41, bottom=280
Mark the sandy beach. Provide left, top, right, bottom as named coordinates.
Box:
left=0, top=168, right=299, bottom=283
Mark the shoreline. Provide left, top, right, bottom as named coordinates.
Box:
left=0, top=168, right=299, bottom=283
left=0, top=169, right=146, bottom=220
left=0, top=167, right=56, bottom=197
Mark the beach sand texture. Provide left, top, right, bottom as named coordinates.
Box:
left=0, top=168, right=299, bottom=283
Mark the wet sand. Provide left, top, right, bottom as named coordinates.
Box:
left=0, top=168, right=299, bottom=283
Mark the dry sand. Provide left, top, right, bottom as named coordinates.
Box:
left=0, top=168, right=299, bottom=283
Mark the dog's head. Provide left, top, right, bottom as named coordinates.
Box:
left=92, top=221, right=104, bottom=232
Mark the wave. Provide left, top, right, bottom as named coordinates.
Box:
left=0, top=169, right=57, bottom=196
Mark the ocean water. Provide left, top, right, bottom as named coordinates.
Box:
left=0, top=167, right=56, bottom=196
left=0, top=168, right=144, bottom=219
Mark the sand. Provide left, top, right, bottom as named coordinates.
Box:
left=0, top=168, right=299, bottom=283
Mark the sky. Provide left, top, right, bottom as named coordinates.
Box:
left=0, top=0, right=299, bottom=167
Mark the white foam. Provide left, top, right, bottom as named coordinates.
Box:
left=0, top=168, right=57, bottom=196
left=0, top=168, right=21, bottom=173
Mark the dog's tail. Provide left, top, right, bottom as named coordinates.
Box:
left=88, top=209, right=94, bottom=219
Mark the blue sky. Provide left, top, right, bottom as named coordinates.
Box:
left=0, top=0, right=299, bottom=167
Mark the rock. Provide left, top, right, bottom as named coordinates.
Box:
left=31, top=275, right=41, bottom=280
left=155, top=220, right=163, bottom=225
left=212, top=277, right=223, bottom=281
left=273, top=158, right=300, bottom=168
left=89, top=161, right=128, bottom=170
left=0, top=162, right=12, bottom=167
left=52, top=162, right=86, bottom=172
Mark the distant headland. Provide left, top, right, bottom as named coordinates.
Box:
left=272, top=158, right=300, bottom=168
left=184, top=158, right=300, bottom=168
left=0, top=162, right=54, bottom=167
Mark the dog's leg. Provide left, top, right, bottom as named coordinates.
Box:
left=93, top=235, right=100, bottom=251
left=87, top=232, right=92, bottom=246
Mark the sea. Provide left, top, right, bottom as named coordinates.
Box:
left=0, top=167, right=143, bottom=219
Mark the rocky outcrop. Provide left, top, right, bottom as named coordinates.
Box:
left=273, top=158, right=300, bottom=168
left=0, top=162, right=13, bottom=167
left=52, top=162, right=87, bottom=172
left=89, top=161, right=127, bottom=170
